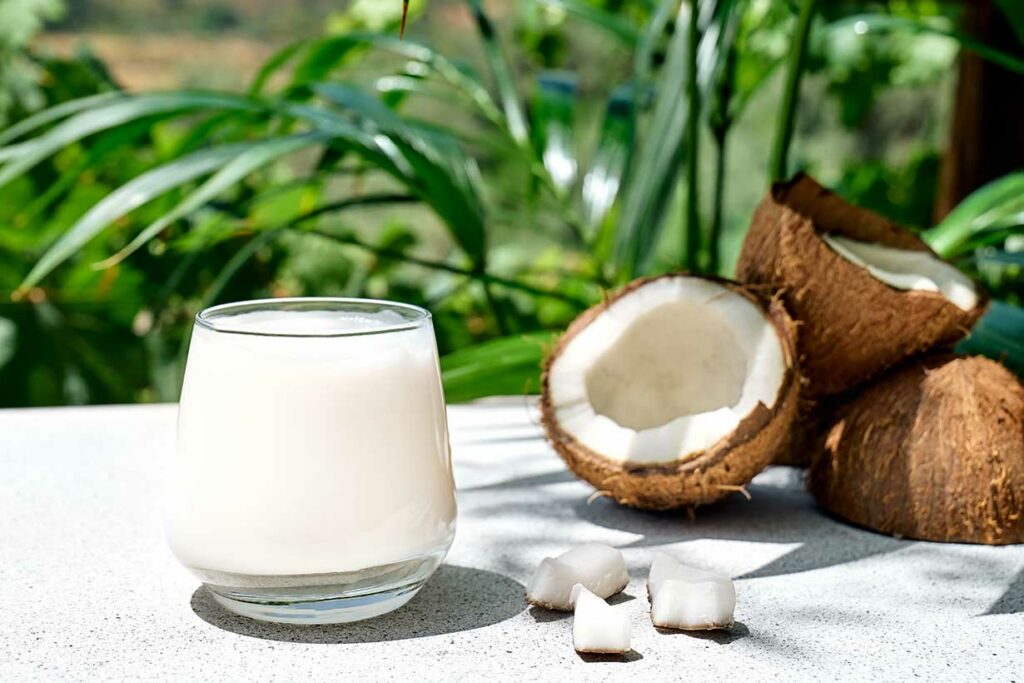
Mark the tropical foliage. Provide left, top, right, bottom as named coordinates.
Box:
left=1, top=0, right=1022, bottom=406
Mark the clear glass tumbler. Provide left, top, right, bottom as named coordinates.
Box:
left=167, top=298, right=456, bottom=624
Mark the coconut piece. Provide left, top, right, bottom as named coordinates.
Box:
left=809, top=355, right=1024, bottom=545
left=647, top=552, right=735, bottom=630
left=526, top=543, right=629, bottom=610
left=735, top=173, right=987, bottom=398
left=570, top=585, right=632, bottom=654
left=540, top=274, right=800, bottom=510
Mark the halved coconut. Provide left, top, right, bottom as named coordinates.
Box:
left=540, top=275, right=799, bottom=510
left=736, top=173, right=987, bottom=398
left=809, top=355, right=1024, bottom=545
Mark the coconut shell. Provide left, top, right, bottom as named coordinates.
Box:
left=809, top=355, right=1024, bottom=545
left=540, top=275, right=801, bottom=511
left=772, top=395, right=830, bottom=467
left=735, top=173, right=987, bottom=398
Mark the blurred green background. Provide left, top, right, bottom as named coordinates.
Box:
left=1, top=0, right=1022, bottom=407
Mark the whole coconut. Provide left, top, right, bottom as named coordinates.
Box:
left=809, top=355, right=1024, bottom=545
left=736, top=173, right=988, bottom=397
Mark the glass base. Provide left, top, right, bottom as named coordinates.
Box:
left=195, top=552, right=444, bottom=625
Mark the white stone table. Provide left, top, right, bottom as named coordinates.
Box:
left=2, top=401, right=1022, bottom=681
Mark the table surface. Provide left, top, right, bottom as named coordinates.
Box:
left=2, top=401, right=1022, bottom=682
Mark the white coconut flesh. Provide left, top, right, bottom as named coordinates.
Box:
left=571, top=585, right=632, bottom=654
left=547, top=277, right=788, bottom=465
left=648, top=552, right=735, bottom=630
left=822, top=234, right=978, bottom=312
left=527, top=543, right=629, bottom=611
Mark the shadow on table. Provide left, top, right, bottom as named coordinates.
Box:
left=985, top=566, right=1024, bottom=616
left=191, top=564, right=524, bottom=643
left=655, top=621, right=750, bottom=645
left=527, top=591, right=636, bottom=623
left=577, top=650, right=644, bottom=663
left=571, top=474, right=913, bottom=579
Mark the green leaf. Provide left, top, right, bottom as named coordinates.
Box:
left=0, top=92, right=123, bottom=146
left=995, top=0, right=1024, bottom=46
left=19, top=143, right=254, bottom=292
left=286, top=97, right=488, bottom=267
left=531, top=72, right=579, bottom=195
left=537, top=0, right=641, bottom=45
left=441, top=331, right=556, bottom=402
left=13, top=117, right=160, bottom=228
left=583, top=86, right=633, bottom=239
left=829, top=14, right=1024, bottom=76
left=0, top=92, right=260, bottom=191
left=957, top=301, right=1024, bottom=376
left=202, top=228, right=287, bottom=307
left=290, top=37, right=364, bottom=89
left=249, top=40, right=307, bottom=95
left=925, top=172, right=1024, bottom=257
left=0, top=317, right=16, bottom=371
left=770, top=0, right=818, bottom=181
left=468, top=0, right=530, bottom=146
left=99, top=134, right=329, bottom=268
left=615, top=1, right=693, bottom=278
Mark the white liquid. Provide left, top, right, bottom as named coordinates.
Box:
left=167, top=308, right=456, bottom=579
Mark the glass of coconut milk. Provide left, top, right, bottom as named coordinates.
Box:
left=167, top=298, right=456, bottom=624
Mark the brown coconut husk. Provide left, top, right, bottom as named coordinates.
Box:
left=735, top=173, right=988, bottom=398
left=772, top=395, right=830, bottom=467
left=540, top=275, right=801, bottom=511
left=808, top=355, right=1024, bottom=545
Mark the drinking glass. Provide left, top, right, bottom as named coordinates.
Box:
left=167, top=298, right=456, bottom=624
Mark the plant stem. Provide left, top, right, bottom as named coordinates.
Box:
left=400, top=0, right=410, bottom=38
left=708, top=127, right=728, bottom=275
left=769, top=0, right=818, bottom=181
left=682, top=0, right=701, bottom=272
left=708, top=17, right=738, bottom=276
left=480, top=280, right=510, bottom=335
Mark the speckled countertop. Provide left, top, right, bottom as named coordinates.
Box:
left=2, top=401, right=1022, bottom=682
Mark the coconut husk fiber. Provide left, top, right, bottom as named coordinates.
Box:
left=808, top=355, right=1024, bottom=545
left=540, top=275, right=801, bottom=510
left=736, top=173, right=988, bottom=398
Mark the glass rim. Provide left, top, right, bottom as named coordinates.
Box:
left=194, top=297, right=432, bottom=338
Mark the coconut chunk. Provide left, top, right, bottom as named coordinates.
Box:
left=571, top=585, right=632, bottom=654
left=526, top=543, right=629, bottom=610
left=648, top=552, right=735, bottom=630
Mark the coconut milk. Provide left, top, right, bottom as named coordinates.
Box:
left=167, top=304, right=456, bottom=584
